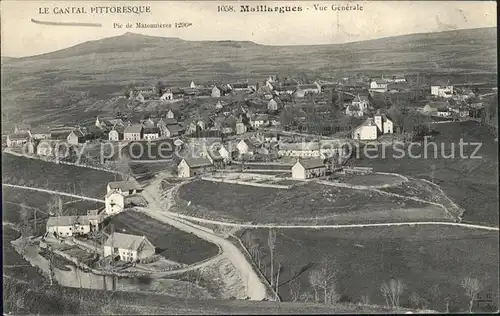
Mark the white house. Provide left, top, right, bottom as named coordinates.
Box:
left=251, top=114, right=269, bottom=128
left=166, top=110, right=175, bottom=119
left=108, top=126, right=124, bottom=141
left=46, top=215, right=102, bottom=238
left=67, top=130, right=87, bottom=145
left=352, top=118, right=379, bottom=141
left=31, top=127, right=51, bottom=140
left=293, top=82, right=322, bottom=98
left=268, top=99, right=278, bottom=111
left=291, top=159, right=327, bottom=179
left=369, top=79, right=388, bottom=93
left=103, top=232, right=156, bottom=262
left=124, top=124, right=143, bottom=141
left=212, top=86, right=221, bottom=98
left=177, top=157, right=214, bottom=178
left=374, top=114, right=394, bottom=134
left=215, top=101, right=223, bottom=110
left=235, top=122, right=247, bottom=135
left=164, top=125, right=183, bottom=138
left=237, top=139, right=253, bottom=155
left=105, top=190, right=125, bottom=215
left=431, top=82, right=454, bottom=98
left=107, top=181, right=143, bottom=196
left=6, top=133, right=30, bottom=147
left=218, top=145, right=235, bottom=163
left=190, top=81, right=196, bottom=89
left=143, top=127, right=160, bottom=140
left=160, top=90, right=174, bottom=101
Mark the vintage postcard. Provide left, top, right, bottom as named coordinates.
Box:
left=1, top=0, right=498, bottom=314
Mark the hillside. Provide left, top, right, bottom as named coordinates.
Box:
left=1, top=27, right=497, bottom=128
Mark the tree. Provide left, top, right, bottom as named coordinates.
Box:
left=288, top=278, right=301, bottom=302
left=461, top=277, right=482, bottom=313
left=308, top=257, right=339, bottom=305
left=268, top=229, right=277, bottom=288
left=380, top=279, right=405, bottom=308
left=155, top=81, right=165, bottom=96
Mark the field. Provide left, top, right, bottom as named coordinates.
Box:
left=236, top=226, right=499, bottom=313
left=175, top=180, right=450, bottom=224
left=334, top=173, right=405, bottom=187
left=107, top=211, right=219, bottom=264
left=353, top=121, right=498, bottom=226
left=2, top=153, right=119, bottom=199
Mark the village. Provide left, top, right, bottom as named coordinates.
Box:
left=3, top=70, right=498, bottom=311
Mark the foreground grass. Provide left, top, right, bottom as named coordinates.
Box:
left=236, top=225, right=499, bottom=313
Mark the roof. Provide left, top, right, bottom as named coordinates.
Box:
left=8, top=132, right=30, bottom=140
left=104, top=232, right=151, bottom=251
left=296, top=158, right=325, bottom=169
left=372, top=79, right=388, bottom=84
left=47, top=215, right=102, bottom=227
left=163, top=118, right=178, bottom=125
left=190, top=130, right=222, bottom=139
left=231, top=83, right=249, bottom=89
left=70, top=130, right=86, bottom=138
left=124, top=124, right=143, bottom=134
left=298, top=84, right=319, bottom=90
left=111, top=125, right=125, bottom=134
left=431, top=80, right=452, bottom=87
left=425, top=101, right=449, bottom=109
left=165, top=124, right=184, bottom=133
left=357, top=118, right=378, bottom=128
left=253, top=114, right=269, bottom=121
left=279, top=142, right=320, bottom=151
left=143, top=127, right=160, bottom=134
left=108, top=181, right=142, bottom=191
left=105, top=190, right=124, bottom=198
left=50, top=131, right=72, bottom=140
left=182, top=157, right=213, bottom=168
left=31, top=127, right=51, bottom=134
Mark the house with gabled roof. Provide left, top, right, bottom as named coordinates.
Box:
left=105, top=189, right=125, bottom=215
left=177, top=157, right=214, bottom=178
left=369, top=79, right=388, bottom=93
left=6, top=132, right=31, bottom=147
left=67, top=130, right=88, bottom=145
left=291, top=158, right=327, bottom=179
left=250, top=114, right=269, bottom=128
left=46, top=214, right=103, bottom=238
left=143, top=127, right=160, bottom=140
left=124, top=124, right=143, bottom=141
left=103, top=232, right=156, bottom=262
left=107, top=181, right=143, bottom=196
left=31, top=127, right=51, bottom=140
left=109, top=125, right=125, bottom=141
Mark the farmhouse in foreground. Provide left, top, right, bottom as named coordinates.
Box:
left=291, top=158, right=327, bottom=179
left=177, top=157, right=214, bottom=178
left=103, top=232, right=156, bottom=262
left=46, top=215, right=104, bottom=238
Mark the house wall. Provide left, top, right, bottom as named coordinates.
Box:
left=212, top=88, right=221, bottom=98
left=383, top=120, right=394, bottom=134
left=47, top=224, right=91, bottom=238
left=109, top=130, right=119, bottom=141
left=32, top=133, right=49, bottom=140
left=144, top=133, right=159, bottom=140
left=124, top=133, right=142, bottom=141
left=105, top=193, right=125, bottom=214
left=237, top=141, right=249, bottom=154
left=353, top=125, right=378, bottom=140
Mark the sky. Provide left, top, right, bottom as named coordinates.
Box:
left=0, top=1, right=497, bottom=57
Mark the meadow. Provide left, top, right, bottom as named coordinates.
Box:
left=236, top=225, right=499, bottom=313
left=176, top=180, right=450, bottom=225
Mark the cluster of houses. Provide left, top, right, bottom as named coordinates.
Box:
left=45, top=180, right=156, bottom=262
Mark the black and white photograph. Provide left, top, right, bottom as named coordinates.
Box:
left=1, top=1, right=498, bottom=314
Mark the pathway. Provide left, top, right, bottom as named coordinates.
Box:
left=2, top=184, right=104, bottom=203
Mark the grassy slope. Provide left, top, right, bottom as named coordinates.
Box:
left=108, top=210, right=219, bottom=264
left=237, top=226, right=499, bottom=313
left=2, top=153, right=118, bottom=199
left=353, top=121, right=498, bottom=225
left=1, top=28, right=496, bottom=128
left=176, top=180, right=448, bottom=224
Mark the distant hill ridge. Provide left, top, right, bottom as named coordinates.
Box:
left=3, top=27, right=496, bottom=61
